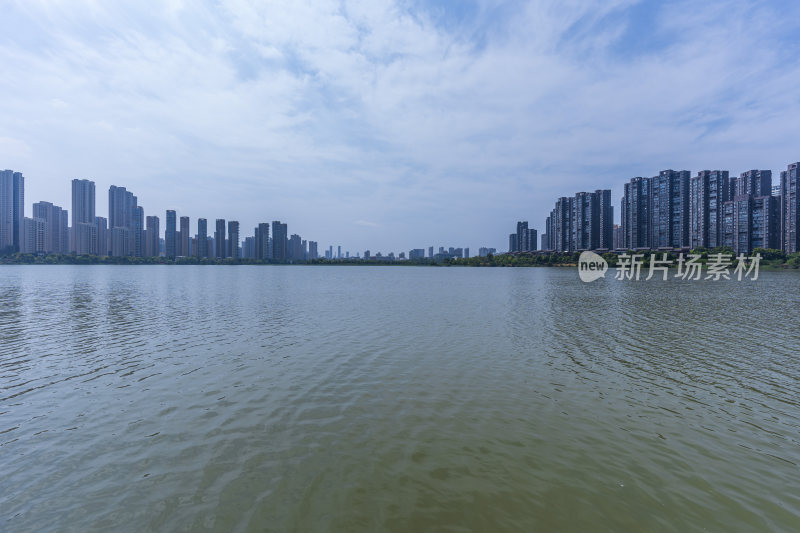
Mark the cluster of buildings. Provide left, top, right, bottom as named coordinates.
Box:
left=0, top=170, right=480, bottom=262
left=509, top=161, right=800, bottom=256
left=0, top=172, right=319, bottom=261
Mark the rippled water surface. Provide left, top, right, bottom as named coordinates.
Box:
left=1, top=265, right=799, bottom=532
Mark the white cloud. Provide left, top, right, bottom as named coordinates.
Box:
left=1, top=0, right=799, bottom=251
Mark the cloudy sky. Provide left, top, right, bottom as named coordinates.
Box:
left=2, top=0, right=799, bottom=253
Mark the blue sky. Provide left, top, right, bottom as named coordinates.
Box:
left=1, top=0, right=800, bottom=253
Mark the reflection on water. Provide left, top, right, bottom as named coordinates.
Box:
left=1, top=265, right=799, bottom=532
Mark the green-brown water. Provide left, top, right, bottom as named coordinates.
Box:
left=1, top=265, right=799, bottom=531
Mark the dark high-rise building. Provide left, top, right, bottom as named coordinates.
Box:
left=550, top=196, right=573, bottom=252
left=71, top=178, right=97, bottom=254
left=180, top=216, right=190, bottom=256
left=508, top=233, right=518, bottom=253
left=573, top=192, right=593, bottom=250
left=309, top=241, right=318, bottom=260
left=737, top=170, right=772, bottom=198
left=781, top=162, right=800, bottom=253
left=215, top=219, right=226, bottom=258
left=227, top=221, right=240, bottom=258
left=271, top=221, right=287, bottom=261
left=132, top=206, right=145, bottom=257
left=255, top=223, right=270, bottom=260
left=146, top=215, right=160, bottom=257
left=725, top=194, right=780, bottom=254
left=197, top=218, right=208, bottom=258
left=690, top=170, right=730, bottom=249
left=543, top=215, right=551, bottom=250
left=527, top=229, right=538, bottom=252
left=165, top=210, right=177, bottom=258
left=515, top=221, right=529, bottom=252
left=597, top=189, right=614, bottom=250
left=621, top=177, right=650, bottom=249
left=545, top=189, right=611, bottom=252
left=0, top=169, right=24, bottom=254
left=650, top=170, right=690, bottom=249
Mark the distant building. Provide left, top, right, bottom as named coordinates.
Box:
left=227, top=221, right=240, bottom=258
left=478, top=247, right=496, bottom=257
left=0, top=169, right=24, bottom=254
left=32, top=201, right=68, bottom=254
left=146, top=216, right=160, bottom=257
left=724, top=194, right=779, bottom=254
left=737, top=170, right=772, bottom=197
left=546, top=189, right=612, bottom=252
left=621, top=178, right=650, bottom=249
left=21, top=216, right=45, bottom=254
left=165, top=210, right=177, bottom=258
left=180, top=216, right=190, bottom=256
left=196, top=218, right=208, bottom=258
left=613, top=224, right=622, bottom=250
left=308, top=240, right=318, bottom=260
left=255, top=223, right=270, bottom=260
left=288, top=233, right=302, bottom=261
left=271, top=221, right=287, bottom=261
left=132, top=206, right=144, bottom=257
left=95, top=216, right=108, bottom=256
left=108, top=186, right=137, bottom=256
left=781, top=162, right=800, bottom=253
left=71, top=179, right=97, bottom=254
left=243, top=236, right=255, bottom=259
left=215, top=219, right=226, bottom=258
left=689, top=170, right=730, bottom=249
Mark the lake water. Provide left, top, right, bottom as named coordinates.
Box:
left=1, top=265, right=799, bottom=532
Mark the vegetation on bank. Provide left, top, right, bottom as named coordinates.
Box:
left=2, top=247, right=800, bottom=268
left=445, top=248, right=800, bottom=269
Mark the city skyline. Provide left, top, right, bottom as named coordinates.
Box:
left=3, top=1, right=800, bottom=252
left=5, top=160, right=800, bottom=260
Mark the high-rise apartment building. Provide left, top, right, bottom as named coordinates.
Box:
left=255, top=223, right=270, bottom=260
left=288, top=234, right=302, bottom=260
left=724, top=194, right=779, bottom=254
left=165, top=210, right=177, bottom=258
left=308, top=240, right=318, bottom=259
left=32, top=201, right=68, bottom=254
left=215, top=219, right=226, bottom=258
left=146, top=215, right=160, bottom=257
left=621, top=177, right=650, bottom=249
left=227, top=221, right=240, bottom=258
left=649, top=170, right=690, bottom=249
left=22, top=216, right=45, bottom=254
left=95, top=216, right=107, bottom=256
left=71, top=178, right=97, bottom=254
left=132, top=206, right=145, bottom=257
left=180, top=216, right=190, bottom=256
left=690, top=170, right=730, bottom=249
left=737, top=170, right=772, bottom=198
left=197, top=218, right=208, bottom=258
left=545, top=189, right=611, bottom=252
left=271, top=221, right=287, bottom=261
left=108, top=186, right=137, bottom=256
left=0, top=169, right=24, bottom=254
left=781, top=162, right=800, bottom=253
